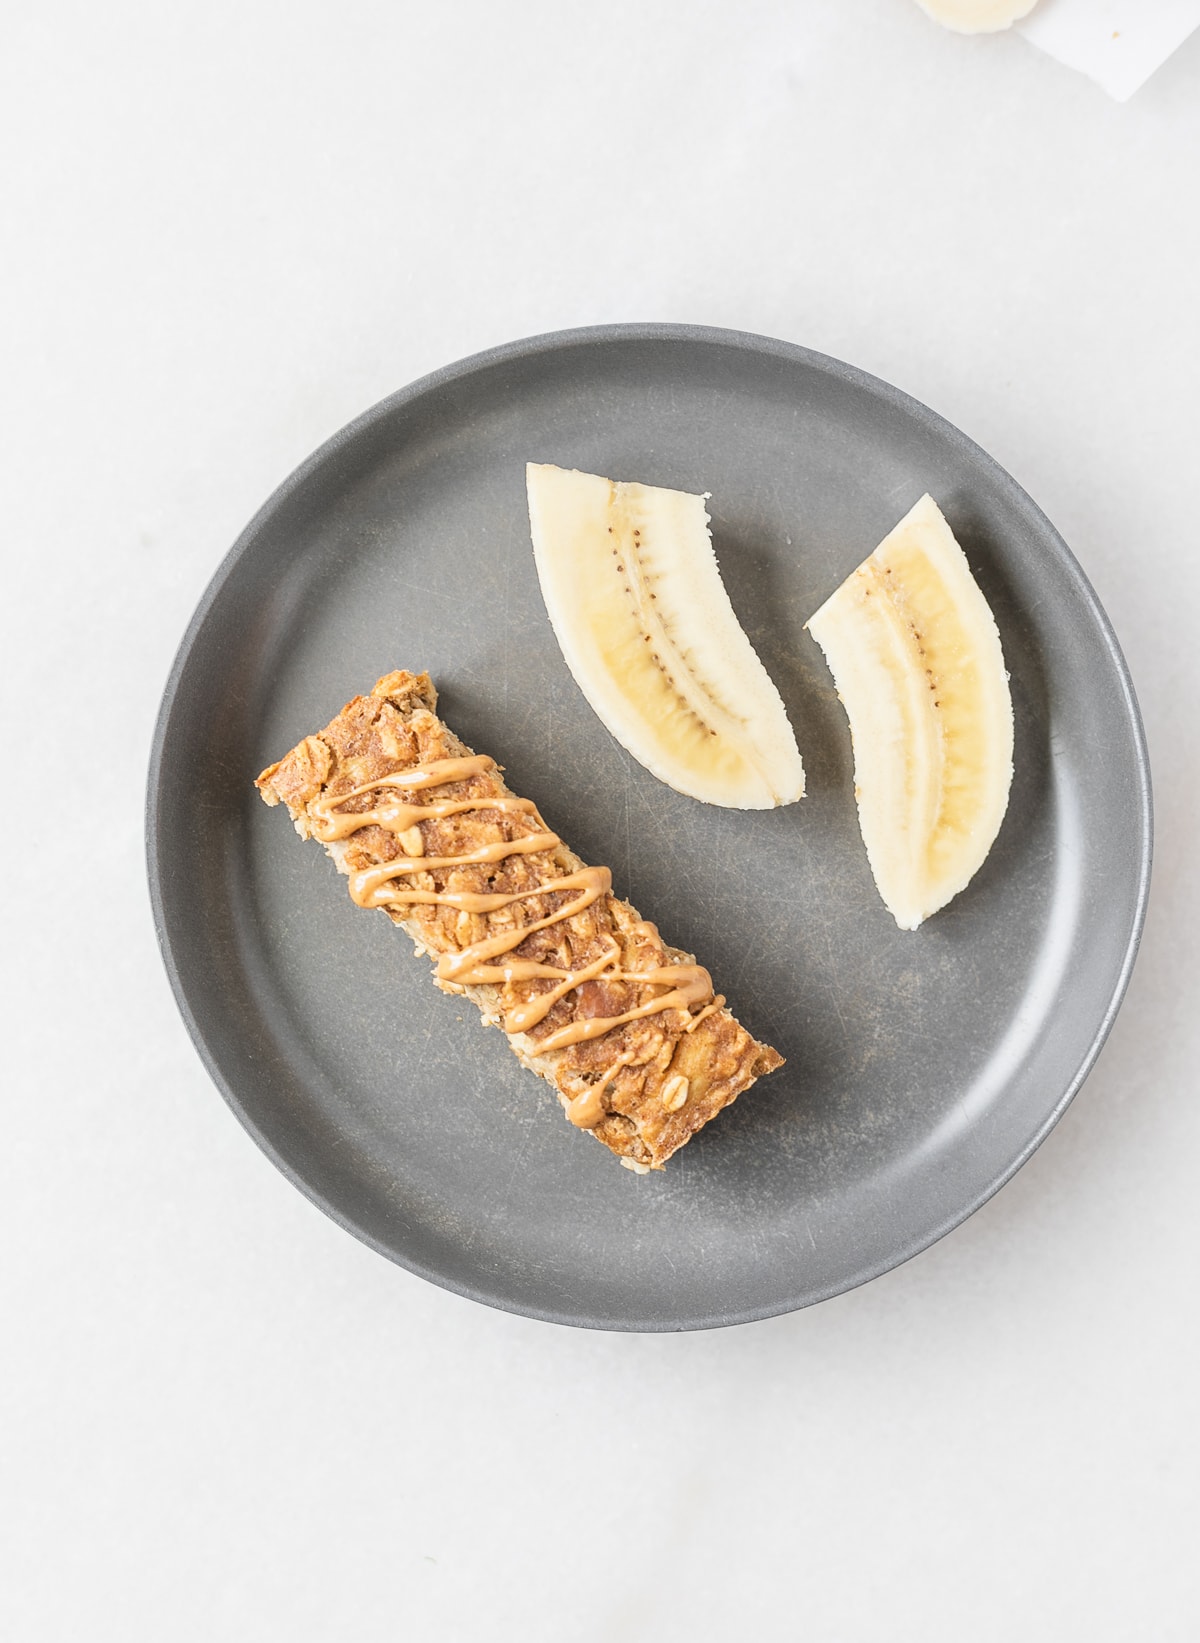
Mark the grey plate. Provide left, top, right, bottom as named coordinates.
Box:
left=147, top=324, right=1152, bottom=1331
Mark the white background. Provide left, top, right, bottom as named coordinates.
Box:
left=4, top=3, right=1198, bottom=1639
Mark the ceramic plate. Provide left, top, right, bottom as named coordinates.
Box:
left=147, top=325, right=1151, bottom=1330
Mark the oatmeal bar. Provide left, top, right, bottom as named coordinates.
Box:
left=255, top=670, right=783, bottom=1170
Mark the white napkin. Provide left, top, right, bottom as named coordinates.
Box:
left=1017, top=0, right=1200, bottom=100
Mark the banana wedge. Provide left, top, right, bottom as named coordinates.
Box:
left=806, top=495, right=1013, bottom=930
left=912, top=0, right=1039, bottom=33
left=527, top=464, right=805, bottom=809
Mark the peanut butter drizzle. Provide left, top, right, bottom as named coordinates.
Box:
left=565, top=1053, right=634, bottom=1130
left=685, top=995, right=726, bottom=1033
left=310, top=755, right=716, bottom=1051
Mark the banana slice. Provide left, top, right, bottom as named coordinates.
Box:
left=526, top=463, right=804, bottom=809
left=912, top=0, right=1039, bottom=33
left=806, top=495, right=1013, bottom=930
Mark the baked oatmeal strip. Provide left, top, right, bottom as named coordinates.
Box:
left=256, top=670, right=783, bottom=1169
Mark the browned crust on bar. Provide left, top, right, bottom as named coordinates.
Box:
left=256, top=670, right=783, bottom=1169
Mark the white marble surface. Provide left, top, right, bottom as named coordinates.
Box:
left=5, top=3, right=1199, bottom=1638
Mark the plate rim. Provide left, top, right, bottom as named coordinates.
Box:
left=145, top=321, right=1154, bottom=1331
